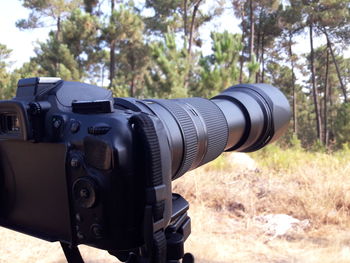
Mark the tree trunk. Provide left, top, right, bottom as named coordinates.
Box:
left=184, top=0, right=188, bottom=38
left=130, top=76, right=136, bottom=97
left=255, top=31, right=260, bottom=83
left=239, top=31, right=245, bottom=83
left=261, top=34, right=265, bottom=83
left=324, top=31, right=347, bottom=103
left=130, top=52, right=136, bottom=97
left=309, top=23, right=322, bottom=142
left=185, top=0, right=201, bottom=91
left=249, top=0, right=254, bottom=61
left=288, top=32, right=297, bottom=134
left=109, top=40, right=116, bottom=88
left=56, top=16, right=61, bottom=41
left=101, top=64, right=105, bottom=87
left=188, top=0, right=201, bottom=55
left=255, top=11, right=263, bottom=83
left=324, top=46, right=330, bottom=147
left=239, top=7, right=246, bottom=84
left=111, top=0, right=114, bottom=12
left=109, top=0, right=116, bottom=89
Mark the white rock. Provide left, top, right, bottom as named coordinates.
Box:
left=255, top=214, right=310, bottom=240
left=226, top=152, right=258, bottom=171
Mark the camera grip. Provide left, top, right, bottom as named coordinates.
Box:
left=129, top=113, right=168, bottom=262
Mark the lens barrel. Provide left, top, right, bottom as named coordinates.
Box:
left=135, top=84, right=290, bottom=180
left=212, top=83, right=291, bottom=152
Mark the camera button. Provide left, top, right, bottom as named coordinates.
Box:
left=90, top=224, right=103, bottom=239
left=75, top=213, right=83, bottom=223
left=70, top=157, right=80, bottom=168
left=77, top=231, right=85, bottom=240
left=87, top=125, right=111, bottom=135
left=73, top=178, right=97, bottom=208
left=52, top=117, right=63, bottom=129
left=70, top=120, right=80, bottom=133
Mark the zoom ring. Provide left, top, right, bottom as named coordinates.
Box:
left=154, top=100, right=199, bottom=179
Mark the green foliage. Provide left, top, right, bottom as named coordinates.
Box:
left=61, top=9, right=102, bottom=79
left=103, top=5, right=144, bottom=43
left=197, top=31, right=242, bottom=97
left=0, top=44, right=17, bottom=99
left=146, top=32, right=189, bottom=98
left=310, top=139, right=326, bottom=153
left=204, top=154, right=227, bottom=171
left=16, top=0, right=82, bottom=34
left=250, top=143, right=306, bottom=172
left=33, top=33, right=80, bottom=80
left=144, top=0, right=183, bottom=33
left=247, top=55, right=260, bottom=82
left=334, top=103, right=350, bottom=147
left=103, top=5, right=147, bottom=96
left=0, top=44, right=12, bottom=92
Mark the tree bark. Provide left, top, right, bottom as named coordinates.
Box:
left=261, top=34, right=265, bottom=83
left=188, top=0, right=201, bottom=55
left=56, top=16, right=61, bottom=41
left=109, top=41, right=116, bottom=88
left=288, top=32, right=297, bottom=134
left=130, top=52, right=136, bottom=97
left=255, top=11, right=263, bottom=83
left=111, top=0, right=114, bottom=12
left=184, top=0, right=188, bottom=37
left=185, top=0, right=201, bottom=91
left=309, top=23, right=323, bottom=142
left=324, top=31, right=347, bottom=103
left=249, top=0, right=254, bottom=61
left=324, top=46, right=330, bottom=147
left=255, top=31, right=260, bottom=83
left=239, top=7, right=246, bottom=84
left=109, top=0, right=116, bottom=88
left=239, top=31, right=245, bottom=83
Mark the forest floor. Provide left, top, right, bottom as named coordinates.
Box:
left=1, top=145, right=350, bottom=263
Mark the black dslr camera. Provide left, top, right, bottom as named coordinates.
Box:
left=0, top=77, right=290, bottom=263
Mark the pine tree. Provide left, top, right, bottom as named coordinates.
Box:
left=232, top=0, right=280, bottom=83
left=279, top=3, right=303, bottom=135
left=60, top=9, right=103, bottom=80
left=33, top=33, right=80, bottom=80
left=102, top=4, right=145, bottom=91
left=0, top=44, right=15, bottom=99
left=198, top=31, right=242, bottom=97
left=145, top=32, right=190, bottom=98
left=16, top=0, right=82, bottom=40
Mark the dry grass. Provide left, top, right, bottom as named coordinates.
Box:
left=174, top=146, right=350, bottom=263
left=1, top=145, right=350, bottom=262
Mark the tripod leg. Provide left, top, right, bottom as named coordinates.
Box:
left=182, top=253, right=194, bottom=263
left=60, top=242, right=84, bottom=263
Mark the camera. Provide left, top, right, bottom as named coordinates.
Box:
left=0, top=77, right=290, bottom=262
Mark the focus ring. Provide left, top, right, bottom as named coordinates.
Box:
left=150, top=99, right=198, bottom=179
left=182, top=98, right=228, bottom=165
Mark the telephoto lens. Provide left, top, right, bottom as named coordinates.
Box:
left=121, top=83, right=291, bottom=180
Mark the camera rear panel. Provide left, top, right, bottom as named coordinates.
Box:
left=0, top=141, right=72, bottom=243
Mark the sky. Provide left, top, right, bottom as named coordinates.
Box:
left=0, top=0, right=326, bottom=72
left=0, top=0, right=54, bottom=69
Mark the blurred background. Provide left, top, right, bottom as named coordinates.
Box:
left=1, top=0, right=350, bottom=262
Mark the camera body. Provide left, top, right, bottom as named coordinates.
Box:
left=0, top=77, right=291, bottom=261
left=0, top=77, right=174, bottom=251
